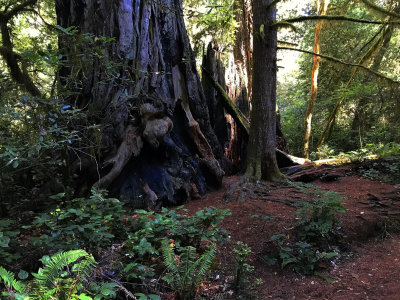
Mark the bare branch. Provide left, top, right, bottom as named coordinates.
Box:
left=277, top=46, right=398, bottom=83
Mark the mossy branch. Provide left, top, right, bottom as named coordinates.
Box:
left=277, top=46, right=398, bottom=83
left=5, top=0, right=37, bottom=19
left=275, top=15, right=400, bottom=26
left=359, top=0, right=400, bottom=20
left=274, top=21, right=297, bottom=31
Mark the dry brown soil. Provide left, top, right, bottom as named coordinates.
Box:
left=183, top=164, right=400, bottom=299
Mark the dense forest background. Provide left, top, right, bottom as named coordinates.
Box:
left=1, top=0, right=400, bottom=299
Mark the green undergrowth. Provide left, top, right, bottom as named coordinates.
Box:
left=264, top=183, right=346, bottom=276
left=0, top=195, right=233, bottom=299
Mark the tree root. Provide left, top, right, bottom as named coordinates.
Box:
left=93, top=126, right=143, bottom=189
left=225, top=176, right=305, bottom=207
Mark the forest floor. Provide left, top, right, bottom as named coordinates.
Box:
left=183, top=160, right=400, bottom=300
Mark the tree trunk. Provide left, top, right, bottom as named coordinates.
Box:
left=246, top=0, right=283, bottom=182
left=302, top=0, right=329, bottom=158
left=225, top=0, right=252, bottom=169
left=201, top=42, right=235, bottom=173
left=204, top=0, right=287, bottom=171
left=55, top=0, right=224, bottom=207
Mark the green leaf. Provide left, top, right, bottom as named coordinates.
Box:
left=322, top=252, right=339, bottom=259
left=281, top=257, right=298, bottom=267
left=12, top=160, right=19, bottom=168
left=101, top=288, right=113, bottom=296
left=270, top=234, right=285, bottom=241
left=17, top=270, right=29, bottom=280
left=134, top=293, right=148, bottom=300
left=0, top=234, right=11, bottom=247
left=264, top=256, right=277, bottom=266
left=14, top=294, right=29, bottom=300
left=77, top=294, right=92, bottom=300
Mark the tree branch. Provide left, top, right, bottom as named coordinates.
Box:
left=359, top=0, right=400, bottom=19
left=0, top=22, right=41, bottom=96
left=4, top=0, right=37, bottom=21
left=277, top=46, right=398, bottom=83
left=275, top=15, right=400, bottom=26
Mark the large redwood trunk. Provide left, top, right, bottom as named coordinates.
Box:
left=55, top=0, right=224, bottom=207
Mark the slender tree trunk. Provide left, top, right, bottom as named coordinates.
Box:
left=246, top=0, right=283, bottom=182
left=55, top=0, right=224, bottom=207
left=302, top=0, right=329, bottom=158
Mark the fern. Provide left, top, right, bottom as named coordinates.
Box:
left=0, top=266, right=26, bottom=293
left=186, top=243, right=216, bottom=289
left=162, top=241, right=217, bottom=299
left=33, top=250, right=96, bottom=290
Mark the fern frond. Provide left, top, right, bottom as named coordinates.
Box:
left=161, top=240, right=180, bottom=282
left=74, top=254, right=96, bottom=281
left=33, top=250, right=92, bottom=290
left=188, top=243, right=217, bottom=288
left=0, top=266, right=26, bottom=293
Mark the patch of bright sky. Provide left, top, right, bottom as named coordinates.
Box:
left=277, top=0, right=313, bottom=82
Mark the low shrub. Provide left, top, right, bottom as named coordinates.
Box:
left=30, top=189, right=127, bottom=252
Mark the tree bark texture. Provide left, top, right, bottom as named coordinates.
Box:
left=246, top=0, right=283, bottom=182
left=302, top=0, right=329, bottom=159
left=225, top=0, right=252, bottom=168
left=55, top=0, right=224, bottom=207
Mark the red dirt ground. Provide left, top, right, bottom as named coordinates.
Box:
left=183, top=164, right=400, bottom=299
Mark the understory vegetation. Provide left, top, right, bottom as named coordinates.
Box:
left=1, top=184, right=352, bottom=299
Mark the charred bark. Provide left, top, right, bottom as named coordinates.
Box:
left=56, top=0, right=224, bottom=207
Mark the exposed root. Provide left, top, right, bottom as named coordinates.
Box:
left=225, top=176, right=302, bottom=207
left=93, top=126, right=143, bottom=189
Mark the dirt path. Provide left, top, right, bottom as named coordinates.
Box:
left=183, top=165, right=400, bottom=299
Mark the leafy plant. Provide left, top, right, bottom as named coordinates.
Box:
left=356, top=155, right=400, bottom=184
left=0, top=250, right=114, bottom=300
left=161, top=240, right=217, bottom=300
left=0, top=220, right=21, bottom=263
left=0, top=266, right=27, bottom=298
left=125, top=206, right=230, bottom=259
left=30, top=189, right=127, bottom=251
left=266, top=234, right=338, bottom=275
left=232, top=242, right=261, bottom=299
left=292, top=183, right=346, bottom=244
